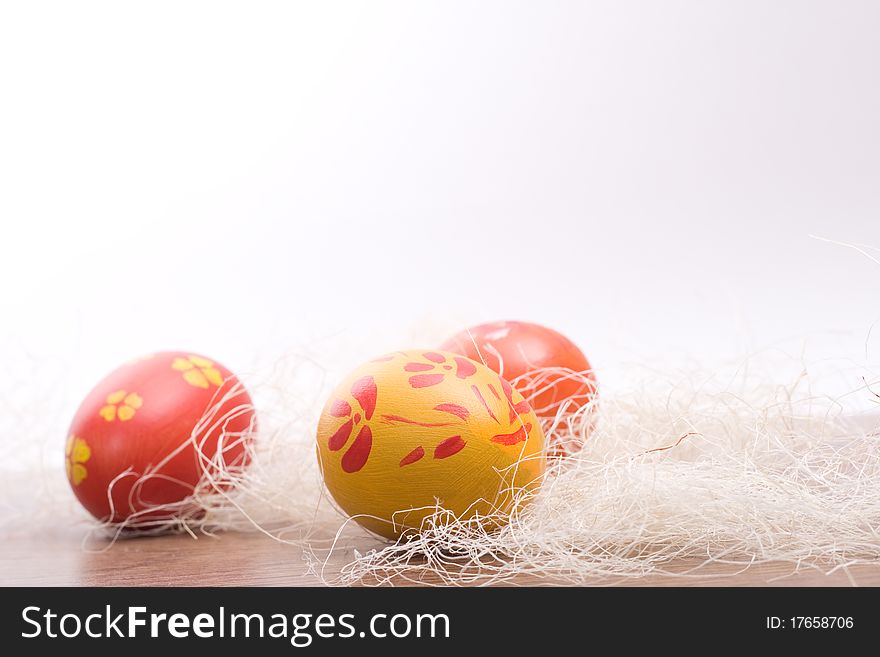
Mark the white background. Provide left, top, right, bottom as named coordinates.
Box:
left=2, top=1, right=879, bottom=407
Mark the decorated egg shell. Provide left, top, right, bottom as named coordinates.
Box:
left=441, top=320, right=598, bottom=418
left=66, top=352, right=255, bottom=526
left=316, top=350, right=546, bottom=539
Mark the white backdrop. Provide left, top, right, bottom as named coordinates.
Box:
left=2, top=1, right=879, bottom=411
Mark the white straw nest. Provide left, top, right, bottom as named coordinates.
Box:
left=191, top=354, right=880, bottom=584
left=326, top=367, right=880, bottom=585
left=5, top=351, right=880, bottom=584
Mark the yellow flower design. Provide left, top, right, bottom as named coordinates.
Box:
left=172, top=355, right=224, bottom=389
left=99, top=389, right=143, bottom=422
left=65, top=435, right=91, bottom=486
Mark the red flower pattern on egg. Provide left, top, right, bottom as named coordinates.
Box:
left=396, top=352, right=533, bottom=466
left=327, top=352, right=537, bottom=474
left=404, top=351, right=477, bottom=388
left=326, top=375, right=378, bottom=473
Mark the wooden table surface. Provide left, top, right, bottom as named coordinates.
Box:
left=1, top=529, right=877, bottom=586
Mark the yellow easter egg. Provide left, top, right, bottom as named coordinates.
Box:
left=316, top=350, right=546, bottom=539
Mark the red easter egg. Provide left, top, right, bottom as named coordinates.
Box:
left=440, top=321, right=598, bottom=418
left=65, top=352, right=255, bottom=526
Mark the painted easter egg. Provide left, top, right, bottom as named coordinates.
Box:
left=65, top=352, right=255, bottom=526
left=316, top=350, right=546, bottom=539
left=440, top=320, right=598, bottom=418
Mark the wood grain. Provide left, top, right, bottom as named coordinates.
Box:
left=1, top=530, right=877, bottom=586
